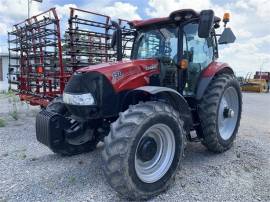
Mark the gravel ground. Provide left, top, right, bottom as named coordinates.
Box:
left=0, top=92, right=270, bottom=202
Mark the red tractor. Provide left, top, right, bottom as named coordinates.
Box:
left=36, top=9, right=241, bottom=200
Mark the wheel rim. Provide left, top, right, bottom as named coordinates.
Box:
left=218, top=87, right=239, bottom=140
left=135, top=123, right=175, bottom=183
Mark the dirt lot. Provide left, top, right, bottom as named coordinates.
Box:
left=0, top=92, right=270, bottom=202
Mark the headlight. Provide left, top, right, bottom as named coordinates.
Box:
left=63, top=93, right=95, bottom=106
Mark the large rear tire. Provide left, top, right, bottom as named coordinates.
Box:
left=46, top=97, right=99, bottom=156
left=197, top=73, right=242, bottom=153
left=102, top=101, right=185, bottom=200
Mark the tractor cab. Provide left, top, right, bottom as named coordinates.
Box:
left=112, top=9, right=236, bottom=96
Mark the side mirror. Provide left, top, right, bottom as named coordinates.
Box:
left=198, top=10, right=214, bottom=38
left=218, top=28, right=236, bottom=44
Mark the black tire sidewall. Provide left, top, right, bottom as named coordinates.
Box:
left=215, top=77, right=242, bottom=146
left=127, top=113, right=184, bottom=193
left=46, top=97, right=98, bottom=155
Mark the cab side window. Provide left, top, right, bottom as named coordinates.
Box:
left=183, top=23, right=214, bottom=68
left=183, top=22, right=214, bottom=94
left=137, top=33, right=161, bottom=58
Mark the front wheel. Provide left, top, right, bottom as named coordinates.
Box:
left=197, top=73, right=242, bottom=153
left=102, top=101, right=185, bottom=200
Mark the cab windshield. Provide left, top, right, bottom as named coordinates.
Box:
left=132, top=25, right=178, bottom=61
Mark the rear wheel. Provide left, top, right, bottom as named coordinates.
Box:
left=46, top=97, right=99, bottom=156
left=102, top=101, right=185, bottom=200
left=197, top=73, right=242, bottom=153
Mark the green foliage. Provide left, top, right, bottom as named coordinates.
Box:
left=0, top=89, right=15, bottom=98
left=68, top=176, right=76, bottom=184
left=6, top=93, right=20, bottom=120
left=0, top=118, right=5, bottom=127
left=9, top=110, right=18, bottom=120
left=9, top=97, right=19, bottom=120
left=20, top=153, right=27, bottom=160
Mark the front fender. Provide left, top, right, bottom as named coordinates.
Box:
left=196, top=62, right=234, bottom=100
left=126, top=86, right=193, bottom=133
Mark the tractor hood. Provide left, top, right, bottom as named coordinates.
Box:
left=64, top=59, right=159, bottom=118
left=76, top=59, right=159, bottom=92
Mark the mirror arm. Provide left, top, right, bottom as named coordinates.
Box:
left=111, top=21, right=123, bottom=61
left=212, top=31, right=219, bottom=58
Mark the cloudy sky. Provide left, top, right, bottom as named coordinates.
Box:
left=0, top=0, right=269, bottom=76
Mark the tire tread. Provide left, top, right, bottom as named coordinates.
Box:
left=102, top=101, right=185, bottom=200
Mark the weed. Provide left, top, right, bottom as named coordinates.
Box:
left=20, top=153, right=27, bottom=160
left=0, top=90, right=16, bottom=103
left=7, top=89, right=15, bottom=95
left=0, top=118, right=5, bottom=127
left=9, top=96, right=19, bottom=120
left=9, top=109, right=18, bottom=120
left=69, top=176, right=76, bottom=184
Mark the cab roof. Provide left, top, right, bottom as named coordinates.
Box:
left=130, top=9, right=221, bottom=28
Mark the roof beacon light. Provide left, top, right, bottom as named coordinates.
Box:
left=223, top=12, right=230, bottom=27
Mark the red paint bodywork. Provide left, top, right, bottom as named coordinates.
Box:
left=77, top=59, right=159, bottom=93
left=202, top=62, right=232, bottom=77
left=78, top=60, right=232, bottom=94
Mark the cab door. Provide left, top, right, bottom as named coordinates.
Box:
left=181, top=22, right=215, bottom=95
left=132, top=25, right=179, bottom=90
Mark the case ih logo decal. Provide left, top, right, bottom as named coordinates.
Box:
left=144, top=64, right=158, bottom=71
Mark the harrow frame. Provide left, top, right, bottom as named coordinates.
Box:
left=8, top=7, right=134, bottom=107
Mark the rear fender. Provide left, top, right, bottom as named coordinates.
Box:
left=196, top=62, right=234, bottom=100
left=123, top=86, right=193, bottom=133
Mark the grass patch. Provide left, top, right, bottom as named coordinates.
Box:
left=9, top=110, right=18, bottom=120
left=19, top=153, right=27, bottom=160
left=0, top=89, right=15, bottom=98
left=8, top=95, right=19, bottom=120
left=0, top=118, right=5, bottom=127
left=68, top=176, right=76, bottom=184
